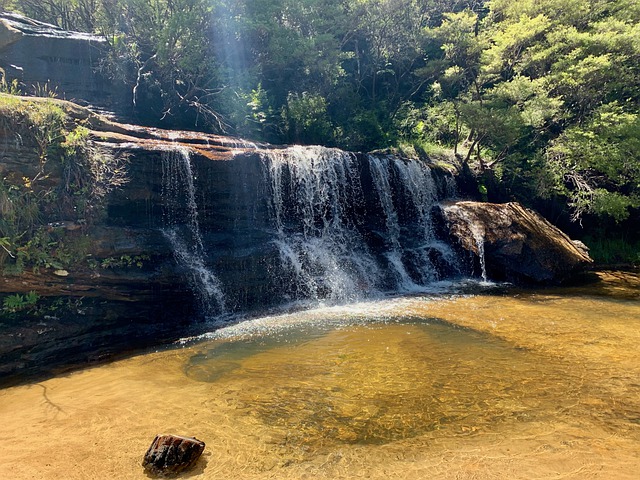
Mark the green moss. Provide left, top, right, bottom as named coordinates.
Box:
left=396, top=141, right=459, bottom=172
left=0, top=94, right=128, bottom=273
left=0, top=94, right=67, bottom=163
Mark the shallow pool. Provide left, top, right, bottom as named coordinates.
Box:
left=0, top=272, right=638, bottom=479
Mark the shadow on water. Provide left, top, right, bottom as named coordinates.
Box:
left=183, top=317, right=584, bottom=447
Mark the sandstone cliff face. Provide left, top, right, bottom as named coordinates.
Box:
left=0, top=96, right=594, bottom=385
left=0, top=97, right=266, bottom=384
left=0, top=13, right=130, bottom=113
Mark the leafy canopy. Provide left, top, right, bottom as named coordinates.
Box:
left=6, top=0, right=640, bottom=224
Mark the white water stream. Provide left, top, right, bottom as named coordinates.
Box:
left=161, top=147, right=226, bottom=315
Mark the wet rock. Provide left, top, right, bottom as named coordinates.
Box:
left=142, top=434, right=205, bottom=477
left=440, top=201, right=593, bottom=284
left=0, top=94, right=271, bottom=383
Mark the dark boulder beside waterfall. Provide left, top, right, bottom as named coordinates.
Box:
left=440, top=201, right=593, bottom=284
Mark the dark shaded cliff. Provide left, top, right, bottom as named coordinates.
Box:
left=0, top=12, right=130, bottom=113
left=0, top=96, right=265, bottom=383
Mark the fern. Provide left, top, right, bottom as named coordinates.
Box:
left=2, top=291, right=39, bottom=313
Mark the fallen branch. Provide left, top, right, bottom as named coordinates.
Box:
left=1, top=242, right=15, bottom=258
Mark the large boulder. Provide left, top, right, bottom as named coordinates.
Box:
left=0, top=12, right=130, bottom=113
left=440, top=201, right=593, bottom=284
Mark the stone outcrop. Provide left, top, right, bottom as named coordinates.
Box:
left=440, top=201, right=593, bottom=283
left=0, top=12, right=129, bottom=113
left=0, top=95, right=594, bottom=385
left=0, top=96, right=268, bottom=385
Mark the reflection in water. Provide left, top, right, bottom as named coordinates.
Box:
left=0, top=271, right=639, bottom=479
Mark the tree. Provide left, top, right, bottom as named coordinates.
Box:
left=9, top=0, right=101, bottom=31
left=546, top=103, right=640, bottom=222
left=454, top=0, right=639, bottom=222
left=5, top=0, right=639, bottom=227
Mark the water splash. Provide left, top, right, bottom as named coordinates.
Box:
left=262, top=146, right=381, bottom=303
left=161, top=147, right=226, bottom=315
left=259, top=147, right=460, bottom=304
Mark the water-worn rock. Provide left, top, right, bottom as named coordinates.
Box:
left=142, top=434, right=205, bottom=476
left=0, top=95, right=272, bottom=384
left=0, top=93, right=593, bottom=384
left=441, top=201, right=593, bottom=283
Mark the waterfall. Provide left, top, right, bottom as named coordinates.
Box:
left=261, top=146, right=381, bottom=304
left=161, top=147, right=226, bottom=316
left=444, top=204, right=488, bottom=282
left=154, top=142, right=469, bottom=314
left=392, top=157, right=459, bottom=282
left=259, top=146, right=460, bottom=304
left=368, top=154, right=459, bottom=288
left=466, top=217, right=488, bottom=282
left=368, top=155, right=420, bottom=290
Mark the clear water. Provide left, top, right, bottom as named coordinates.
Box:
left=1, top=271, right=638, bottom=479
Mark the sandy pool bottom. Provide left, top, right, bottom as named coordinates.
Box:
left=1, top=283, right=639, bottom=479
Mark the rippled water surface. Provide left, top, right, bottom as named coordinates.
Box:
left=0, top=272, right=638, bottom=479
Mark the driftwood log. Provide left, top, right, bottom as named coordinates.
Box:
left=142, top=434, right=205, bottom=476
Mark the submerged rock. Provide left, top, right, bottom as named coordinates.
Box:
left=440, top=201, right=593, bottom=283
left=142, top=434, right=205, bottom=476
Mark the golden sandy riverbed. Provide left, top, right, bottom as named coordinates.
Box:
left=0, top=272, right=639, bottom=479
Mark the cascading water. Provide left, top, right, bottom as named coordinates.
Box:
left=161, top=147, right=226, bottom=316
left=154, top=142, right=470, bottom=316
left=258, top=146, right=460, bottom=304
left=475, top=227, right=489, bottom=282
left=368, top=155, right=416, bottom=290
left=451, top=207, right=488, bottom=282
left=261, top=146, right=381, bottom=304
left=368, top=154, right=459, bottom=289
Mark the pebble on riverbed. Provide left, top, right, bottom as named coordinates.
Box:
left=142, top=434, right=205, bottom=476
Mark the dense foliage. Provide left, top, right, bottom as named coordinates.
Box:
left=5, top=0, right=640, bottom=231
